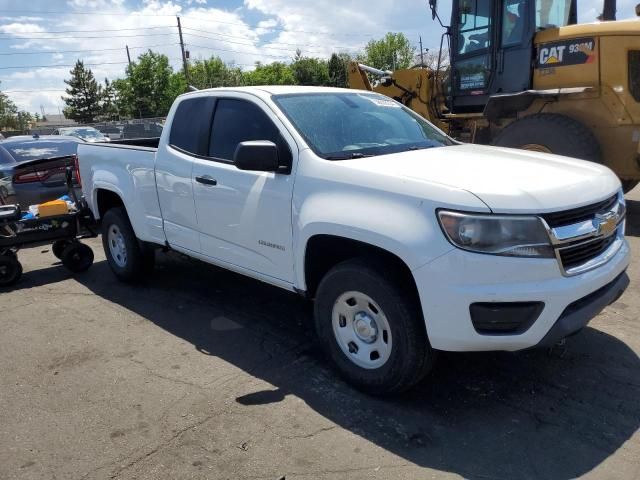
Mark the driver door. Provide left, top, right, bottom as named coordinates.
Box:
left=190, top=95, right=297, bottom=284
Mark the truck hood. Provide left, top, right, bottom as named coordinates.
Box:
left=343, top=144, right=620, bottom=213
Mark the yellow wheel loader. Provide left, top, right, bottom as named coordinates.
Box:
left=348, top=0, right=640, bottom=192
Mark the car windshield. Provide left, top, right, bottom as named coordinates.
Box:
left=64, top=128, right=103, bottom=139
left=3, top=140, right=78, bottom=162
left=273, top=92, right=454, bottom=159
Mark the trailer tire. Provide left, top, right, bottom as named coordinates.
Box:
left=102, top=207, right=153, bottom=282
left=493, top=113, right=602, bottom=163
left=61, top=243, right=94, bottom=273
left=0, top=254, right=22, bottom=287
left=314, top=258, right=435, bottom=395
left=52, top=240, right=72, bottom=260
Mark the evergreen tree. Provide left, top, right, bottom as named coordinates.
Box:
left=62, top=60, right=102, bottom=123
left=328, top=53, right=349, bottom=88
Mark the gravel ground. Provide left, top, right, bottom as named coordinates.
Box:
left=1, top=189, right=639, bottom=480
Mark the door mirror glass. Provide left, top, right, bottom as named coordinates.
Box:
left=636, top=3, right=640, bottom=16
left=233, top=141, right=279, bottom=172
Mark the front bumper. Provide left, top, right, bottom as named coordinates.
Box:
left=413, top=236, right=631, bottom=352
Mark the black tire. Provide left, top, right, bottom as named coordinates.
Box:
left=61, top=243, right=94, bottom=273
left=622, top=180, right=638, bottom=194
left=0, top=254, right=22, bottom=287
left=101, top=207, right=154, bottom=282
left=493, top=113, right=602, bottom=163
left=52, top=240, right=72, bottom=260
left=314, top=258, right=435, bottom=395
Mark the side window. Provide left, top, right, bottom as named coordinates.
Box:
left=458, top=0, right=492, bottom=54
left=169, top=97, right=216, bottom=156
left=502, top=1, right=526, bottom=46
left=209, top=98, right=290, bottom=165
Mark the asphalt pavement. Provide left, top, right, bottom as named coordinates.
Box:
left=1, top=189, right=639, bottom=480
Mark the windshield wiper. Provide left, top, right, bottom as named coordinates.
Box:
left=324, top=152, right=374, bottom=160
left=408, top=145, right=435, bottom=151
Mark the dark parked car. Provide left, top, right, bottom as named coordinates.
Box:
left=122, top=122, right=163, bottom=139
left=0, top=135, right=81, bottom=209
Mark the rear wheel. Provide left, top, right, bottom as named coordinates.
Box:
left=493, top=113, right=602, bottom=163
left=102, top=207, right=154, bottom=282
left=0, top=254, right=22, bottom=287
left=314, top=258, right=435, bottom=395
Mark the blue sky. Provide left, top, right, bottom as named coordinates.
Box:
left=0, top=0, right=638, bottom=115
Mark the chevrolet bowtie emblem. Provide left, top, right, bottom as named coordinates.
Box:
left=593, top=212, right=618, bottom=237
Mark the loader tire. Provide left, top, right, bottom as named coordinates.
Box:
left=493, top=113, right=602, bottom=163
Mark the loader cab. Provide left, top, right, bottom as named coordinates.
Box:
left=447, top=0, right=577, bottom=113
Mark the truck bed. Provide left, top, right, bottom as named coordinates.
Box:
left=77, top=140, right=165, bottom=246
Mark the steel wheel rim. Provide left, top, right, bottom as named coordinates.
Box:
left=107, top=225, right=127, bottom=268
left=521, top=143, right=552, bottom=154
left=332, top=291, right=392, bottom=370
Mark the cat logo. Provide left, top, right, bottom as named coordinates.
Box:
left=540, top=45, right=566, bottom=65
left=536, top=38, right=596, bottom=68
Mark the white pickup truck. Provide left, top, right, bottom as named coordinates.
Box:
left=78, top=86, right=630, bottom=394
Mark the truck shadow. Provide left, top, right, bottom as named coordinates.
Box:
left=71, top=252, right=639, bottom=480
left=625, top=199, right=640, bottom=237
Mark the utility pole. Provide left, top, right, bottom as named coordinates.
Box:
left=126, top=45, right=132, bottom=67
left=177, top=16, right=189, bottom=83
left=419, top=36, right=424, bottom=68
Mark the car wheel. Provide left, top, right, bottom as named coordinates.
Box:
left=314, top=258, right=435, bottom=395
left=101, top=207, right=154, bottom=282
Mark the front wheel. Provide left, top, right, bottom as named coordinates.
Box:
left=101, top=207, right=154, bottom=282
left=61, top=243, right=94, bottom=273
left=314, top=258, right=435, bottom=395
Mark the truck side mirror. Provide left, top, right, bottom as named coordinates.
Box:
left=233, top=141, right=279, bottom=172
left=636, top=3, right=640, bottom=16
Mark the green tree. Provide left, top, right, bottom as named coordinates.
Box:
left=0, top=92, right=18, bottom=129
left=243, top=62, right=296, bottom=85
left=122, top=51, right=184, bottom=118
left=364, top=33, right=415, bottom=71
left=328, top=53, right=349, bottom=87
left=62, top=60, right=102, bottom=123
left=101, top=78, right=120, bottom=121
left=291, top=50, right=329, bottom=86
left=189, top=56, right=243, bottom=89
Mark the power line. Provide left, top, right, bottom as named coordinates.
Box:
left=0, top=26, right=175, bottom=35
left=182, top=27, right=359, bottom=51
left=0, top=32, right=178, bottom=41
left=187, top=43, right=289, bottom=60
left=0, top=58, right=185, bottom=70
left=0, top=9, right=374, bottom=37
left=0, top=43, right=180, bottom=56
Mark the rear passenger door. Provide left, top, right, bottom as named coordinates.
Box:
left=155, top=96, right=216, bottom=252
left=190, top=94, right=297, bottom=284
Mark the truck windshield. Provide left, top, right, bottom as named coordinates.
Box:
left=536, top=0, right=573, bottom=29
left=273, top=92, right=454, bottom=159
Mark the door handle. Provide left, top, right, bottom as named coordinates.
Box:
left=195, top=175, right=217, bottom=186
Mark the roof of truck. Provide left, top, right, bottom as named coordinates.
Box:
left=181, top=85, right=359, bottom=99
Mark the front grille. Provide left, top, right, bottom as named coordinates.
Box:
left=630, top=51, right=640, bottom=102
left=541, top=194, right=617, bottom=228
left=558, top=233, right=617, bottom=271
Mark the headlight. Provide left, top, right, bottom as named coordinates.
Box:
left=437, top=211, right=554, bottom=258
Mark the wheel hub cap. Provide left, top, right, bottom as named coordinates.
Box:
left=331, top=291, right=392, bottom=370
left=353, top=312, right=378, bottom=343
left=108, top=225, right=127, bottom=268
